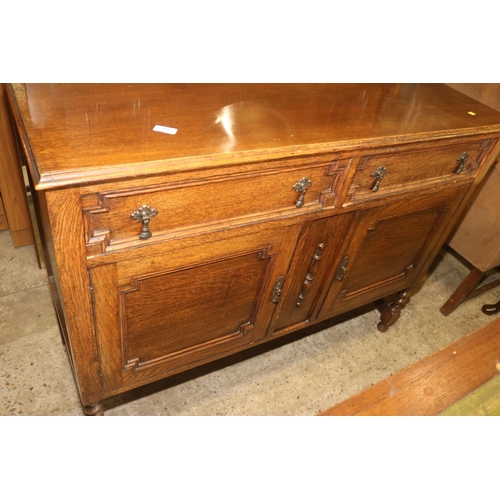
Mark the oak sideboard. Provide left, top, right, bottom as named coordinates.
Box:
left=7, top=84, right=500, bottom=415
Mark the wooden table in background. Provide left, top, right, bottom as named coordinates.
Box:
left=0, top=83, right=33, bottom=247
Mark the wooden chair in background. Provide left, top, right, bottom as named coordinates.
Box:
left=441, top=84, right=500, bottom=316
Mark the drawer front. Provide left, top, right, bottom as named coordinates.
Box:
left=345, top=139, right=494, bottom=204
left=83, top=157, right=353, bottom=255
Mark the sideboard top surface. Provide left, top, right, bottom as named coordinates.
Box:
left=8, top=83, right=500, bottom=189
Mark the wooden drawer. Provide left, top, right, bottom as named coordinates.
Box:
left=345, top=139, right=494, bottom=204
left=83, top=157, right=353, bottom=255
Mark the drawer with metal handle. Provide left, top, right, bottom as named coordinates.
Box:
left=82, top=156, right=353, bottom=255
left=345, top=138, right=495, bottom=204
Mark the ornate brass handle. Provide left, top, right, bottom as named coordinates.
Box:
left=271, top=276, right=284, bottom=304
left=131, top=205, right=158, bottom=239
left=296, top=242, right=324, bottom=307
left=455, top=152, right=469, bottom=174
left=293, top=178, right=312, bottom=208
left=371, top=166, right=387, bottom=192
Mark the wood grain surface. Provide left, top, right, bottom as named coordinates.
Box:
left=8, top=83, right=500, bottom=190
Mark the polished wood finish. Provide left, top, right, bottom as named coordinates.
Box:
left=10, top=83, right=500, bottom=190
left=0, top=83, right=33, bottom=246
left=319, top=317, right=500, bottom=416
left=7, top=84, right=500, bottom=415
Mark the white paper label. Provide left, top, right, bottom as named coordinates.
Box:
left=153, top=124, right=178, bottom=135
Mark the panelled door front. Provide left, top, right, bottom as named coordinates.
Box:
left=269, top=213, right=354, bottom=336
left=89, top=224, right=300, bottom=395
left=316, top=185, right=470, bottom=320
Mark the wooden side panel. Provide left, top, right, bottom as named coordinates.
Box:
left=45, top=189, right=103, bottom=406
left=89, top=264, right=122, bottom=394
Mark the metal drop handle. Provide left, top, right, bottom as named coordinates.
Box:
left=455, top=152, right=469, bottom=174
left=336, top=256, right=349, bottom=281
left=296, top=242, right=325, bottom=307
left=271, top=276, right=284, bottom=304
left=371, top=166, right=387, bottom=192
left=131, top=205, right=158, bottom=239
left=293, top=178, right=312, bottom=208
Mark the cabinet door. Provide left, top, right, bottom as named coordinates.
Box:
left=89, top=224, right=300, bottom=396
left=268, top=213, right=353, bottom=336
left=316, top=186, right=469, bottom=320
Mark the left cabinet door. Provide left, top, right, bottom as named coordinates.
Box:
left=88, top=224, right=300, bottom=396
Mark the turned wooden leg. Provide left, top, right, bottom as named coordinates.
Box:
left=377, top=288, right=411, bottom=332
left=482, top=299, right=500, bottom=316
left=440, top=267, right=484, bottom=316
left=84, top=402, right=104, bottom=416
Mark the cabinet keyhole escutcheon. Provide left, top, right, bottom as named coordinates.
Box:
left=371, top=166, right=387, bottom=192
left=293, top=177, right=312, bottom=208
left=455, top=152, right=469, bottom=174
left=131, top=205, right=158, bottom=239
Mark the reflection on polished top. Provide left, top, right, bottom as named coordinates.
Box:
left=8, top=83, right=500, bottom=189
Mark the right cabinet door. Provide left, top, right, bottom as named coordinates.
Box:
left=316, top=185, right=470, bottom=320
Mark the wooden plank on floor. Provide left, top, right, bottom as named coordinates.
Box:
left=319, top=317, right=500, bottom=416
